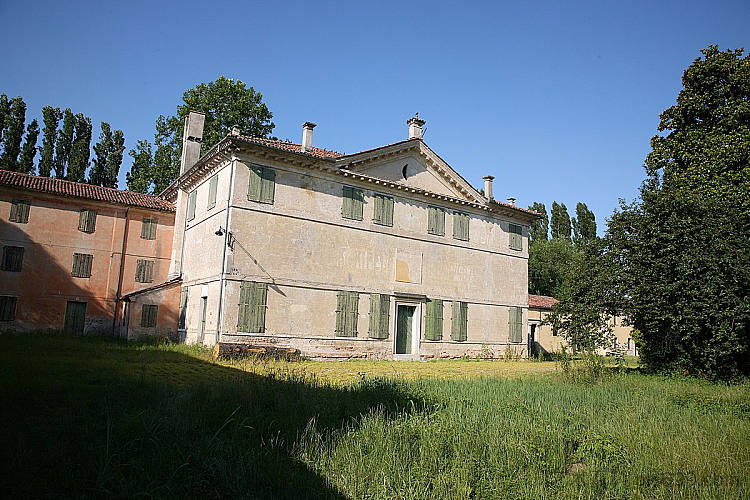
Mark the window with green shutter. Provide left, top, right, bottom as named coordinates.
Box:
left=335, top=291, right=359, bottom=336
left=135, top=259, right=154, bottom=283
left=453, top=212, right=469, bottom=241
left=187, top=191, right=197, bottom=221
left=9, top=199, right=30, bottom=223
left=372, top=194, right=394, bottom=226
left=427, top=206, right=445, bottom=236
left=141, top=304, right=158, bottom=327
left=248, top=165, right=275, bottom=204
left=424, top=298, right=444, bottom=341
left=178, top=287, right=188, bottom=329
left=0, top=296, right=17, bottom=321
left=141, top=218, right=157, bottom=240
left=509, top=223, right=523, bottom=251
left=368, top=293, right=390, bottom=339
left=207, top=174, right=218, bottom=209
left=450, top=301, right=468, bottom=341
left=238, top=281, right=268, bottom=333
left=341, top=186, right=364, bottom=220
left=78, top=209, right=97, bottom=233
left=509, top=306, right=523, bottom=343
left=71, top=253, right=93, bottom=278
left=1, top=246, right=24, bottom=272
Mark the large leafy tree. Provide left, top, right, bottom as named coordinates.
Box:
left=550, top=201, right=571, bottom=241
left=38, top=106, right=61, bottom=177
left=606, top=46, right=750, bottom=380
left=572, top=202, right=596, bottom=246
left=89, top=122, right=125, bottom=187
left=18, top=119, right=39, bottom=174
left=129, top=77, right=275, bottom=194
left=528, top=237, right=578, bottom=298
left=528, top=202, right=549, bottom=243
left=67, top=113, right=92, bottom=182
left=126, top=140, right=154, bottom=193
left=0, top=96, right=26, bottom=170
left=54, top=108, right=75, bottom=178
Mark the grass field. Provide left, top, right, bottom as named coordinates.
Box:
left=1, top=335, right=748, bottom=499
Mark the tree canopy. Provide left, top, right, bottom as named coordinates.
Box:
left=550, top=201, right=571, bottom=241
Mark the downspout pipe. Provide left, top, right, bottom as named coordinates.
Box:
left=112, top=207, right=130, bottom=338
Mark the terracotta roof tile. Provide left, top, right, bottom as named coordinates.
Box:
left=0, top=170, right=174, bottom=212
left=235, top=135, right=343, bottom=159
left=528, top=294, right=559, bottom=309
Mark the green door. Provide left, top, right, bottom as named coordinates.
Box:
left=64, top=301, right=87, bottom=335
left=396, top=305, right=414, bottom=354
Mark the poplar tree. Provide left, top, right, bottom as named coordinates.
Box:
left=0, top=94, right=9, bottom=145
left=67, top=113, right=92, bottom=182
left=90, top=122, right=125, bottom=187
left=38, top=106, right=61, bottom=177
left=0, top=96, right=26, bottom=170
left=126, top=140, right=154, bottom=193
left=572, top=202, right=597, bottom=246
left=528, top=202, right=549, bottom=243
left=54, top=108, right=75, bottom=178
left=18, top=119, right=39, bottom=174
left=550, top=201, right=571, bottom=241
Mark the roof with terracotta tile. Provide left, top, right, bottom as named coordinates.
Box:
left=528, top=294, right=559, bottom=309
left=0, top=170, right=175, bottom=212
left=235, top=135, right=343, bottom=159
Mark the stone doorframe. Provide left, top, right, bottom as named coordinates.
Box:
left=392, top=298, right=422, bottom=361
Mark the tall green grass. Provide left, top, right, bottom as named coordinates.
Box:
left=1, top=334, right=748, bottom=499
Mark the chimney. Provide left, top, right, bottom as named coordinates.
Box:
left=507, top=197, right=516, bottom=205
left=483, top=175, right=494, bottom=201
left=301, top=122, right=316, bottom=152
left=179, top=111, right=205, bottom=175
left=407, top=113, right=426, bottom=140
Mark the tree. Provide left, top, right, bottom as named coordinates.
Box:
left=38, top=106, right=61, bottom=177
left=142, top=76, right=275, bottom=193
left=90, top=122, right=125, bottom=187
left=606, top=46, right=750, bottom=380
left=54, top=108, right=74, bottom=178
left=550, top=201, right=571, bottom=241
left=528, top=237, right=578, bottom=298
left=67, top=113, right=92, bottom=182
left=528, top=202, right=549, bottom=243
left=0, top=94, right=9, bottom=145
left=572, top=202, right=596, bottom=246
left=18, top=119, right=39, bottom=174
left=0, top=96, right=26, bottom=170
left=126, top=140, right=154, bottom=193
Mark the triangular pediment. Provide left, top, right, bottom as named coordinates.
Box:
left=335, top=140, right=485, bottom=203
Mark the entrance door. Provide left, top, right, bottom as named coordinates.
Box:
left=64, top=301, right=87, bottom=335
left=395, top=305, right=415, bottom=354
left=529, top=324, right=537, bottom=357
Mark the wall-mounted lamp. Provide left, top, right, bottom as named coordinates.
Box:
left=216, top=226, right=235, bottom=249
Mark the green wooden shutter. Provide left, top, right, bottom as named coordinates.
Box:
left=383, top=196, right=393, bottom=226
left=342, top=186, right=352, bottom=218
left=251, top=282, right=268, bottom=333
left=150, top=219, right=157, bottom=239
left=343, top=187, right=363, bottom=221
left=352, top=189, right=363, bottom=221
left=429, top=207, right=445, bottom=236
left=425, top=299, right=435, bottom=340
left=346, top=292, right=359, bottom=337
left=248, top=166, right=262, bottom=202
left=460, top=302, right=468, bottom=341
left=187, top=191, right=197, bottom=221
left=9, top=200, right=28, bottom=223
left=379, top=294, right=390, bottom=339
left=141, top=218, right=149, bottom=239
left=335, top=291, right=346, bottom=335
left=83, top=254, right=92, bottom=277
left=208, top=175, right=218, bottom=209
left=373, top=195, right=383, bottom=224
left=0, top=296, right=17, bottom=321
left=509, top=306, right=523, bottom=343
left=425, top=299, right=443, bottom=340
left=135, top=260, right=143, bottom=282
left=238, top=282, right=252, bottom=331
left=509, top=224, right=522, bottom=251
left=368, top=293, right=381, bottom=337
left=260, top=168, right=276, bottom=204
left=453, top=213, right=469, bottom=241
left=145, top=261, right=154, bottom=282
left=78, top=210, right=88, bottom=231
left=451, top=301, right=467, bottom=341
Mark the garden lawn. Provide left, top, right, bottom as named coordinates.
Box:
left=1, top=335, right=748, bottom=499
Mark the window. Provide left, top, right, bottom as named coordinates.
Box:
left=135, top=259, right=154, bottom=283
left=238, top=281, right=268, bottom=333
left=427, top=206, right=445, bottom=236
left=509, top=306, right=523, bottom=343
left=372, top=194, right=394, bottom=226
left=207, top=174, right=218, bottom=209
left=0, top=296, right=17, bottom=321
left=141, top=218, right=157, bottom=240
left=509, top=223, right=523, bottom=251
left=368, top=293, right=390, bottom=339
left=453, top=212, right=469, bottom=241
left=9, top=199, right=30, bottom=223
left=187, top=190, right=197, bottom=221
left=78, top=209, right=97, bottom=233
left=178, top=287, right=188, bottom=329
left=248, top=165, right=275, bottom=204
left=1, top=246, right=24, bottom=272
left=450, top=301, right=468, bottom=341
left=335, top=291, right=359, bottom=337
left=341, top=186, right=364, bottom=220
left=71, top=253, right=93, bottom=278
left=141, top=304, right=158, bottom=327
left=424, top=298, right=444, bottom=341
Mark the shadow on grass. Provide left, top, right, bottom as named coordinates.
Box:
left=0, top=334, right=429, bottom=499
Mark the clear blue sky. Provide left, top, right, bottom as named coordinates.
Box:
left=1, top=0, right=748, bottom=231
